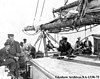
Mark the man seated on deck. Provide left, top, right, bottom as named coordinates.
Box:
left=82, top=37, right=92, bottom=55
left=0, top=42, right=17, bottom=76
left=6, top=34, right=21, bottom=78
left=58, top=37, right=74, bottom=57
left=46, top=40, right=55, bottom=51
left=74, top=37, right=84, bottom=55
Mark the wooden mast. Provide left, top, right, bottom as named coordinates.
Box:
left=42, top=31, right=48, bottom=56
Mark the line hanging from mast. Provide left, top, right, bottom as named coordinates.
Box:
left=33, top=0, right=40, bottom=24
left=39, top=0, right=46, bottom=22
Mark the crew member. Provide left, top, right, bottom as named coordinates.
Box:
left=0, top=42, right=17, bottom=76
left=58, top=37, right=73, bottom=56
left=46, top=40, right=55, bottom=51
left=74, top=37, right=84, bottom=55
left=6, top=34, right=21, bottom=77
left=83, top=37, right=92, bottom=55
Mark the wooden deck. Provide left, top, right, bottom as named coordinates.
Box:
left=30, top=56, right=100, bottom=79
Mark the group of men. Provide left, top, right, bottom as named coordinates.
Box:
left=74, top=37, right=92, bottom=55
left=46, top=36, right=92, bottom=57
left=0, top=34, right=36, bottom=78
left=0, top=34, right=92, bottom=77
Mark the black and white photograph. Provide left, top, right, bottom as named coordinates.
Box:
left=0, top=0, right=100, bottom=79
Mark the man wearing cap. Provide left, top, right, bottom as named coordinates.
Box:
left=7, top=34, right=21, bottom=77
left=0, top=42, right=16, bottom=76
left=7, top=34, right=21, bottom=57
left=58, top=37, right=73, bottom=56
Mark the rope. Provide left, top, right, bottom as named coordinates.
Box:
left=81, top=34, right=92, bottom=41
left=22, top=30, right=40, bottom=36
left=85, top=25, right=86, bottom=37
left=34, top=32, right=42, bottom=46
left=46, top=32, right=59, bottom=44
left=39, top=0, right=46, bottom=22
left=38, top=36, right=42, bottom=51
left=54, top=34, right=56, bottom=44
left=46, top=33, right=50, bottom=41
left=46, top=33, right=56, bottom=47
left=23, top=0, right=40, bottom=35
left=59, top=24, right=98, bottom=35
left=33, top=0, right=40, bottom=23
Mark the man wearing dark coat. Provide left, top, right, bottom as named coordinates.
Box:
left=7, top=34, right=21, bottom=57
left=6, top=34, right=21, bottom=77
left=0, top=42, right=16, bottom=76
left=58, top=37, right=73, bottom=56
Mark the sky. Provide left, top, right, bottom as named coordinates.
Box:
left=0, top=0, right=100, bottom=51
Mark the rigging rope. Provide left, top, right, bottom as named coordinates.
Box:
left=39, top=0, right=46, bottom=22
left=81, top=34, right=92, bottom=41
left=22, top=0, right=40, bottom=35
left=22, top=30, right=40, bottom=36
left=23, top=0, right=45, bottom=36
left=34, top=32, right=42, bottom=46
left=85, top=25, right=86, bottom=38
left=59, top=24, right=98, bottom=35
left=54, top=34, right=56, bottom=44
left=33, top=0, right=40, bottom=23
left=38, top=36, right=42, bottom=51
left=46, top=32, right=59, bottom=44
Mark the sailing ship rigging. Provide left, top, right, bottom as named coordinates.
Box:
left=23, top=0, right=100, bottom=54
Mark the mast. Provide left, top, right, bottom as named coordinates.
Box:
left=42, top=31, right=48, bottom=56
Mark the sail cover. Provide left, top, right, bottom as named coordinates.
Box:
left=77, top=0, right=100, bottom=15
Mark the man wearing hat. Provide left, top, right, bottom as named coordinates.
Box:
left=0, top=41, right=16, bottom=76
left=7, top=34, right=21, bottom=77
left=7, top=34, right=21, bottom=57
left=58, top=36, right=73, bottom=57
